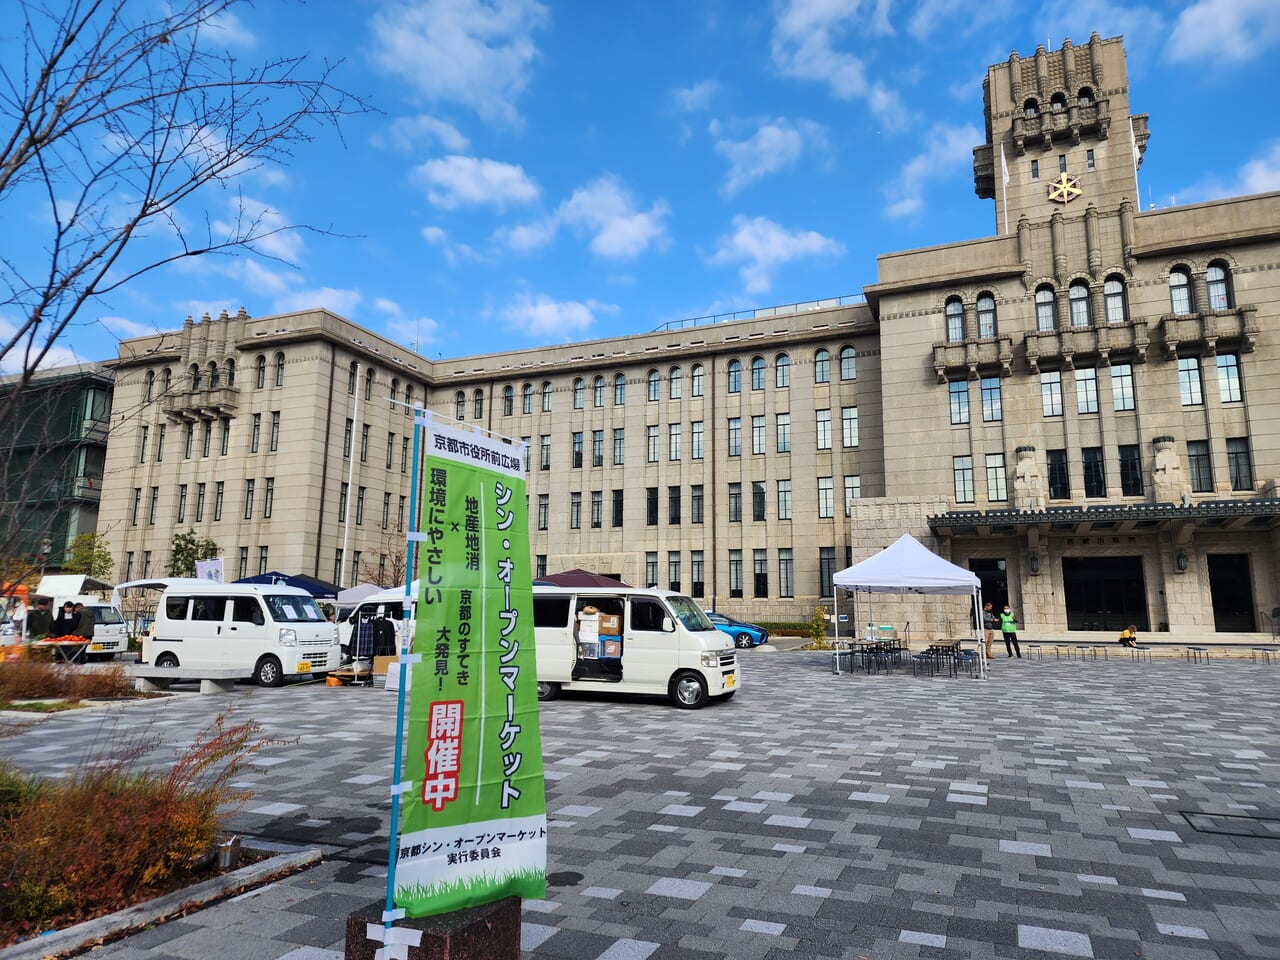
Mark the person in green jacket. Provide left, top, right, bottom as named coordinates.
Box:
left=999, top=605, right=1021, bottom=658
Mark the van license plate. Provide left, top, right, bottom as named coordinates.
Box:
left=724, top=673, right=735, bottom=688
left=89, top=643, right=103, bottom=652
left=297, top=661, right=311, bottom=673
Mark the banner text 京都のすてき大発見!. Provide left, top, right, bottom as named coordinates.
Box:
left=395, top=420, right=546, bottom=917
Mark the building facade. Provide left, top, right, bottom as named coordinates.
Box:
left=97, top=34, right=1279, bottom=640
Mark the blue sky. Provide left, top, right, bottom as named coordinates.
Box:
left=21, top=0, right=1280, bottom=367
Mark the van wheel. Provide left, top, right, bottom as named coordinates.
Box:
left=254, top=656, right=283, bottom=687
left=670, top=672, right=708, bottom=709
left=536, top=680, right=560, bottom=702
left=155, top=653, right=180, bottom=669
left=735, top=632, right=754, bottom=648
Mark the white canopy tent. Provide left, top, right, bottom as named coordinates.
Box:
left=831, top=534, right=986, bottom=679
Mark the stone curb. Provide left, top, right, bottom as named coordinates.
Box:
left=0, top=847, right=323, bottom=960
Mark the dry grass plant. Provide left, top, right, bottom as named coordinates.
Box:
left=0, top=660, right=134, bottom=703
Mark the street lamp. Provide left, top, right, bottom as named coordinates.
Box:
left=38, top=539, right=52, bottom=577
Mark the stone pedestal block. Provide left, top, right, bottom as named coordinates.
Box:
left=344, top=896, right=521, bottom=960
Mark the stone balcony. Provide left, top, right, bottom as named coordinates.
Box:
left=1024, top=319, right=1149, bottom=373
left=1157, top=305, right=1259, bottom=359
left=160, top=385, right=240, bottom=420
left=931, top=335, right=1014, bottom=382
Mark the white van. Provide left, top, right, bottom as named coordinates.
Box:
left=70, top=596, right=129, bottom=661
left=144, top=582, right=340, bottom=686
left=532, top=586, right=738, bottom=709
left=337, top=585, right=416, bottom=661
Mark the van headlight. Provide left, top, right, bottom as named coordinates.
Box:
left=278, top=628, right=298, bottom=646
left=701, top=649, right=729, bottom=667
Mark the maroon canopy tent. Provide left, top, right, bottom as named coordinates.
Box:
left=535, top=569, right=631, bottom=588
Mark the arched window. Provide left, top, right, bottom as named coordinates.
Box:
left=976, top=293, right=997, bottom=338
left=775, top=353, right=790, bottom=388
left=190, top=363, right=201, bottom=390
left=1023, top=98, right=1038, bottom=119
left=522, top=383, right=534, bottom=414
left=1050, top=92, right=1066, bottom=113
left=1035, top=286, right=1056, bottom=331
left=347, top=361, right=358, bottom=395
left=541, top=381, right=552, bottom=412
left=669, top=366, right=682, bottom=400
left=613, top=373, right=626, bottom=405
left=839, top=346, right=857, bottom=381
left=225, top=359, right=235, bottom=387
left=945, top=298, right=964, bottom=341
left=1169, top=268, right=1192, bottom=314
left=1068, top=282, right=1091, bottom=327
left=1207, top=261, right=1232, bottom=310
left=690, top=364, right=704, bottom=397
left=593, top=376, right=605, bottom=407
left=473, top=389, right=483, bottom=419
left=1077, top=87, right=1094, bottom=107
left=502, top=384, right=514, bottom=416
left=162, top=367, right=172, bottom=394
left=814, top=348, right=830, bottom=384
left=274, top=352, right=285, bottom=386
left=391, top=378, right=400, bottom=410
left=145, top=371, right=155, bottom=402
left=1103, top=276, right=1128, bottom=323
left=455, top=391, right=466, bottom=420
left=404, top=384, right=414, bottom=414
left=726, top=360, right=741, bottom=394
left=750, top=356, right=765, bottom=390
left=256, top=355, right=266, bottom=389
left=208, top=362, right=219, bottom=389
left=647, top=369, right=660, bottom=401
left=364, top=368, right=375, bottom=401
left=572, top=378, right=585, bottom=409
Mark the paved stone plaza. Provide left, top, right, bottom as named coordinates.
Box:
left=3, top=650, right=1278, bottom=959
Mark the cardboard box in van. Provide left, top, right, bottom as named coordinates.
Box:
left=598, top=613, right=621, bottom=634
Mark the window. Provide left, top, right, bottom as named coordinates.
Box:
left=1076, top=368, right=1099, bottom=414
left=1119, top=445, right=1143, bottom=496
left=777, top=550, right=794, bottom=598
left=945, top=298, right=964, bottom=342
left=455, top=391, right=465, bottom=420
left=537, top=494, right=549, bottom=530
left=1178, top=357, right=1203, bottom=406
left=1047, top=449, right=1068, bottom=500
left=190, top=363, right=201, bottom=390
left=542, top=381, right=552, bottom=412
left=1207, top=262, right=1231, bottom=310
left=523, top=383, right=534, bottom=414
left=815, top=409, right=831, bottom=449
left=841, top=407, right=858, bottom=447
left=692, top=421, right=703, bottom=459
left=593, top=376, right=605, bottom=407
left=1069, top=282, right=1091, bottom=327
left=1082, top=447, right=1106, bottom=498
left=154, top=423, right=165, bottom=461
left=333, top=550, right=343, bottom=586
left=251, top=413, right=261, bottom=453
left=669, top=486, right=681, bottom=524
left=256, top=355, right=266, bottom=389
left=614, top=373, right=626, bottom=405
left=1169, top=268, right=1192, bottom=314
left=338, top=482, right=349, bottom=522
left=202, top=421, right=211, bottom=457
left=569, top=492, right=581, bottom=529
left=646, top=553, right=658, bottom=589
left=386, top=432, right=394, bottom=469
left=195, top=483, right=206, bottom=521
left=143, top=551, right=152, bottom=576
left=839, top=346, right=856, bottom=381
left=401, top=436, right=408, bottom=472
left=360, top=424, right=370, bottom=462
left=691, top=364, right=704, bottom=396
left=473, top=389, right=483, bottom=419
left=949, top=381, right=969, bottom=424
left=398, top=496, right=406, bottom=531
left=540, top=435, right=551, bottom=470
left=1052, top=93, right=1066, bottom=113
left=985, top=454, right=1007, bottom=502
left=691, top=485, right=704, bottom=524
left=238, top=548, right=248, bottom=580
left=405, top=384, right=414, bottom=414
left=572, top=378, right=584, bottom=409
left=646, top=425, right=658, bottom=462
left=843, top=475, right=861, bottom=516
left=348, top=362, right=358, bottom=395
left=753, top=549, right=768, bottom=598
left=817, top=476, right=834, bottom=518
left=728, top=417, right=741, bottom=456
left=752, top=481, right=765, bottom=521
left=1086, top=149, right=1095, bottom=169
left=814, top=348, right=830, bottom=384
left=613, top=428, right=625, bottom=465
left=213, top=481, right=224, bottom=520
left=365, top=368, right=375, bottom=402
left=130, top=487, right=141, bottom=525
left=1035, top=286, right=1056, bottom=331
left=691, top=551, right=705, bottom=598
left=220, top=417, right=230, bottom=455
left=775, top=353, right=790, bottom=388
left=668, top=552, right=681, bottom=593
left=953, top=456, right=974, bottom=503
left=1023, top=98, right=1038, bottom=118
left=776, top=413, right=791, bottom=452
left=612, top=489, right=623, bottom=527
left=590, top=490, right=602, bottom=528
left=177, top=484, right=187, bottom=523
left=1227, top=438, right=1252, bottom=491
left=777, top=479, right=792, bottom=520
left=727, top=360, right=741, bottom=394
left=274, top=352, right=284, bottom=386
left=669, top=423, right=682, bottom=460
left=573, top=431, right=584, bottom=468
left=751, top=415, right=765, bottom=455
left=729, top=550, right=743, bottom=598
left=381, top=492, right=390, bottom=528
left=1079, top=87, right=1094, bottom=106
left=138, top=424, right=148, bottom=464
left=1058, top=153, right=1067, bottom=172
left=593, top=429, right=604, bottom=467
left=258, top=547, right=268, bottom=576
left=646, top=487, right=658, bottom=525
left=728, top=482, right=742, bottom=522
left=1104, top=276, right=1127, bottom=323
left=1217, top=353, right=1242, bottom=403
left=1111, top=363, right=1135, bottom=411
left=648, top=368, right=660, bottom=401
left=145, top=371, right=155, bottom=401
left=390, top=378, right=399, bottom=410
left=243, top=479, right=255, bottom=519
left=184, top=423, right=193, bottom=459
left=977, top=293, right=996, bottom=338
left=819, top=547, right=836, bottom=598
left=1031, top=159, right=1039, bottom=180
left=980, top=376, right=1002, bottom=422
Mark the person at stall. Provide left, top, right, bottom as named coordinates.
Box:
left=71, top=602, right=95, bottom=640
left=52, top=601, right=81, bottom=637
left=26, top=597, right=53, bottom=640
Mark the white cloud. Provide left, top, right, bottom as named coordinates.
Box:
left=204, top=10, right=256, bottom=48
left=273, top=287, right=363, bottom=317
left=709, top=215, right=843, bottom=295
left=500, top=292, right=614, bottom=339
left=211, top=196, right=304, bottom=263
left=98, top=315, right=164, bottom=340
left=882, top=123, right=980, bottom=219
left=712, top=117, right=828, bottom=195
left=374, top=297, right=440, bottom=349
left=0, top=315, right=86, bottom=373
left=770, top=0, right=906, bottom=129
left=1167, top=0, right=1280, bottom=64
left=175, top=299, right=241, bottom=322
left=1175, top=140, right=1280, bottom=204
left=376, top=114, right=472, bottom=153
left=497, top=175, right=670, bottom=259
left=241, top=260, right=297, bottom=295
left=369, top=0, right=548, bottom=126
left=673, top=80, right=719, bottom=112
left=421, top=226, right=447, bottom=244
left=411, top=155, right=540, bottom=209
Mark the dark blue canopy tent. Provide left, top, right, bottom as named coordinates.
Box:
left=233, top=571, right=340, bottom=600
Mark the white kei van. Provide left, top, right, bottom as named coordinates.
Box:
left=532, top=586, right=738, bottom=709
left=144, top=582, right=340, bottom=686
left=70, top=597, right=129, bottom=661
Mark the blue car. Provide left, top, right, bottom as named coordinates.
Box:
left=706, top=612, right=769, bottom=648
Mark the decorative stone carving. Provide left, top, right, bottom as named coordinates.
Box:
left=1151, top=435, right=1190, bottom=504
left=1013, top=445, right=1046, bottom=512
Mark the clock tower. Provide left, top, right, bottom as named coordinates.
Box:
left=973, top=33, right=1149, bottom=233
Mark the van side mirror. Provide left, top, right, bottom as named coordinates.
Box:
left=662, top=617, right=674, bottom=633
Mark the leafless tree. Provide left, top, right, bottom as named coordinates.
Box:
left=357, top=528, right=411, bottom=589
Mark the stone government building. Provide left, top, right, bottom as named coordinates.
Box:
left=96, top=34, right=1279, bottom=641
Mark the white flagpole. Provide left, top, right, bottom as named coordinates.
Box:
left=1000, top=141, right=1010, bottom=234
left=1129, top=117, right=1141, bottom=203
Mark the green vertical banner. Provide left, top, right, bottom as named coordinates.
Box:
left=394, top=416, right=546, bottom=917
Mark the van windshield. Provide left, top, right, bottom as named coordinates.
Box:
left=666, top=596, right=716, bottom=631
left=265, top=595, right=327, bottom=622
left=93, top=607, right=125, bottom=625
